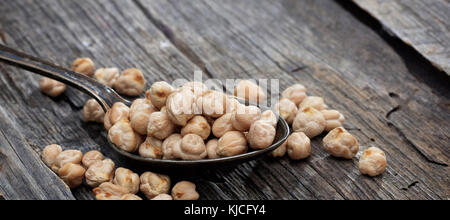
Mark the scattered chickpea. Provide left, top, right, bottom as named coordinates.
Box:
left=248, top=120, right=276, bottom=150
left=140, top=172, right=171, bottom=200
left=359, top=147, right=387, bottom=177
left=286, top=132, right=311, bottom=160
left=292, top=107, right=326, bottom=138
left=72, top=58, right=95, bottom=76
left=195, top=90, right=227, bottom=118
left=299, top=96, right=328, bottom=111
left=85, top=159, right=115, bottom=187
left=58, top=163, right=86, bottom=188
left=94, top=68, right=120, bottom=87
left=234, top=80, right=265, bottom=104
left=282, top=84, right=307, bottom=106
left=130, top=98, right=157, bottom=135
left=206, top=139, right=220, bottom=159
left=53, top=150, right=83, bottom=173
left=113, top=68, right=146, bottom=97
left=146, top=81, right=175, bottom=109
left=174, top=134, right=207, bottom=160
left=81, top=150, right=104, bottom=168
left=39, top=77, right=66, bottom=97
left=121, top=194, right=143, bottom=200
left=113, top=167, right=140, bottom=194
left=217, top=131, right=248, bottom=157
left=108, top=119, right=143, bottom=153
left=93, top=182, right=129, bottom=200
left=83, top=99, right=105, bottom=123
left=139, top=136, right=163, bottom=159
left=181, top=116, right=211, bottom=140
left=321, top=110, right=345, bottom=132
left=151, top=194, right=173, bottom=200
left=231, top=105, right=261, bottom=132
left=166, top=88, right=196, bottom=126
left=172, top=181, right=199, bottom=200
left=212, top=113, right=235, bottom=138
left=274, top=98, right=298, bottom=125
left=260, top=110, right=278, bottom=127
left=41, top=144, right=62, bottom=169
left=162, top=134, right=182, bottom=160
left=323, top=127, right=359, bottom=159
left=104, top=102, right=130, bottom=131
left=147, top=107, right=177, bottom=140
left=270, top=141, right=287, bottom=158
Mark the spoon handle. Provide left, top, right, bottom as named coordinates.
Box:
left=0, top=44, right=131, bottom=110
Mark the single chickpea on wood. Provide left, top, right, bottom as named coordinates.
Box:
left=93, top=182, right=129, bottom=200
left=113, top=167, right=140, bottom=194
left=113, top=68, right=146, bottom=97
left=83, top=99, right=105, bottom=123
left=41, top=144, right=62, bottom=169
left=85, top=159, right=115, bottom=187
left=299, top=96, right=328, bottom=111
left=292, top=107, right=326, bottom=138
left=286, top=132, right=311, bottom=160
left=171, top=181, right=199, bottom=200
left=323, top=127, right=359, bottom=159
left=282, top=84, right=307, bottom=106
left=140, top=172, right=171, bottom=200
left=39, top=77, right=67, bottom=97
left=81, top=150, right=104, bottom=168
left=52, top=150, right=83, bottom=173
left=72, top=58, right=95, bottom=76
left=359, top=147, right=387, bottom=177
left=94, top=67, right=120, bottom=87
left=58, top=163, right=86, bottom=188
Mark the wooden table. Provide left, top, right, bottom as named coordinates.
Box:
left=0, top=0, right=448, bottom=200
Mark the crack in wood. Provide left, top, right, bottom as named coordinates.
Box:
left=402, top=181, right=419, bottom=191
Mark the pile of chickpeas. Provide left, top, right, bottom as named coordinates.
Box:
left=39, top=57, right=388, bottom=200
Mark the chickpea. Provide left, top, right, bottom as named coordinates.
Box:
left=41, top=144, right=62, bottom=169
left=162, top=134, right=182, bottom=160
left=104, top=102, right=130, bottom=131
left=182, top=81, right=208, bottom=98
left=270, top=141, right=287, bottom=158
left=85, top=159, right=115, bottom=187
left=217, top=131, right=248, bottom=157
left=151, top=194, right=173, bottom=200
left=53, top=150, right=83, bottom=173
left=282, top=84, right=307, bottom=106
left=225, top=97, right=240, bottom=114
left=166, top=88, right=196, bottom=126
left=121, top=194, right=143, bottom=200
left=140, top=172, right=171, bottom=199
left=195, top=90, right=227, bottom=118
left=359, top=147, right=387, bottom=177
left=206, top=139, right=220, bottom=159
left=81, top=150, right=104, bottom=168
left=139, top=136, right=163, bottom=159
left=108, top=119, right=143, bottom=153
left=146, top=81, right=175, bottom=109
left=94, top=68, right=120, bottom=87
left=72, top=58, right=95, bottom=76
left=39, top=77, right=66, bottom=97
left=113, top=68, right=146, bottom=97
left=212, top=113, right=235, bottom=138
left=274, top=98, right=298, bottom=125
left=234, top=80, right=265, bottom=104
left=231, top=105, right=261, bottom=132
left=181, top=116, right=211, bottom=140
left=248, top=120, right=276, bottom=150
left=172, top=181, right=199, bottom=200
left=83, top=99, right=105, bottom=123
left=174, top=134, right=207, bottom=160
left=113, top=167, right=140, bottom=194
left=130, top=98, right=157, bottom=135
left=147, top=107, right=177, bottom=140
left=321, top=110, right=345, bottom=132
left=299, top=96, right=328, bottom=111
left=292, top=107, right=326, bottom=138
left=260, top=110, right=278, bottom=127
left=93, top=182, right=129, bottom=200
left=323, top=127, right=359, bottom=159
left=58, top=163, right=86, bottom=188
left=287, top=132, right=311, bottom=160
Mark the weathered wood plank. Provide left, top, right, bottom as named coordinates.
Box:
left=135, top=0, right=449, bottom=199
left=0, top=0, right=448, bottom=200
left=352, top=0, right=450, bottom=75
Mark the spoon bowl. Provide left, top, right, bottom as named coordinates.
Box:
left=0, top=44, right=290, bottom=169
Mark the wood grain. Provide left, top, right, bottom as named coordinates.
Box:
left=352, top=0, right=450, bottom=75
left=0, top=0, right=448, bottom=200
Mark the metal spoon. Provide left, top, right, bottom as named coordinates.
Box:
left=0, top=44, right=290, bottom=168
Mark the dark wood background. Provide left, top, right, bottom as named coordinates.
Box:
left=0, top=0, right=448, bottom=200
